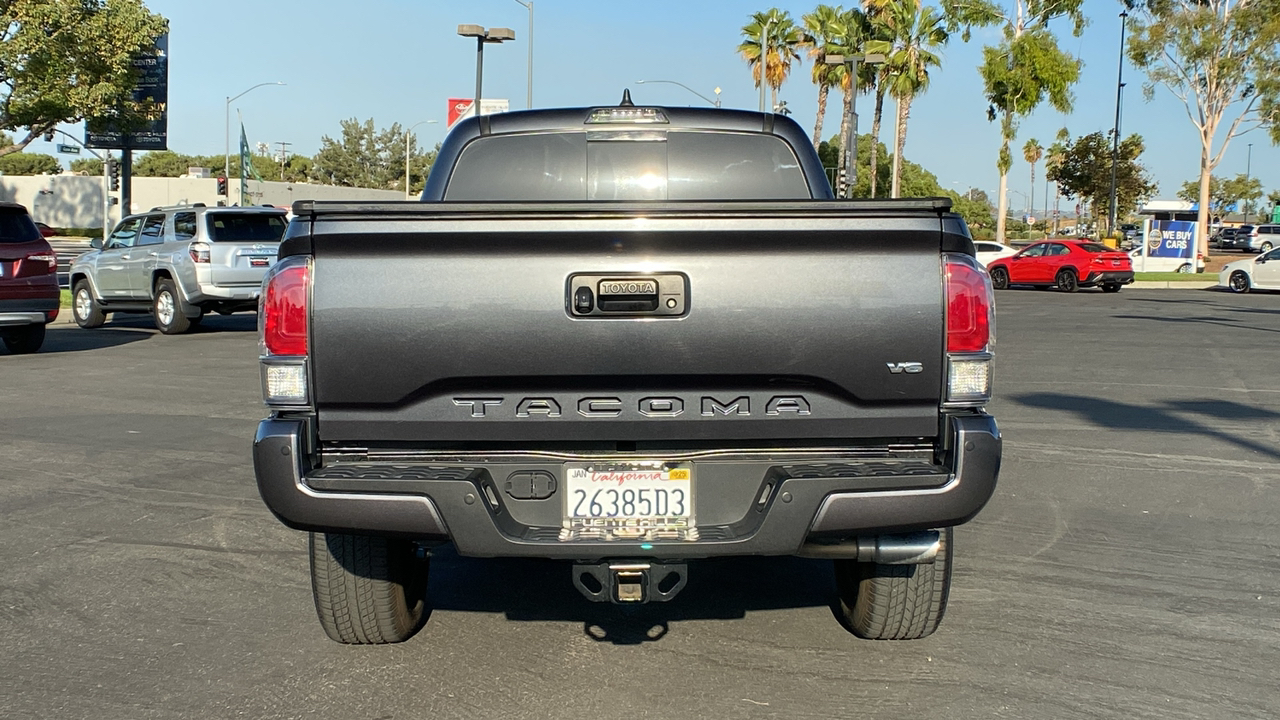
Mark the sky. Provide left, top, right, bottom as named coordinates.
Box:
left=33, top=0, right=1280, bottom=211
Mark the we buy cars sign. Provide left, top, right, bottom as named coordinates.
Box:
left=447, top=98, right=511, bottom=128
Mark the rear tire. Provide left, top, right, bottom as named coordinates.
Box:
left=1055, top=268, right=1078, bottom=293
left=1229, top=270, right=1251, bottom=294
left=152, top=278, right=191, bottom=334
left=989, top=267, right=1009, bottom=290
left=2, top=324, right=45, bottom=354
left=1261, top=242, right=1274, bottom=253
left=309, top=533, right=429, bottom=644
left=72, top=280, right=106, bottom=329
left=1102, top=283, right=1122, bottom=293
left=834, top=528, right=952, bottom=640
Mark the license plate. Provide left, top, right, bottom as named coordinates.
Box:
left=561, top=462, right=696, bottom=542
left=250, top=257, right=270, bottom=267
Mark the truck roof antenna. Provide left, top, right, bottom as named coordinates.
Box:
left=619, top=89, right=635, bottom=107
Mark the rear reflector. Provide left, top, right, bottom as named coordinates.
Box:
left=944, top=254, right=994, bottom=354
left=189, top=242, right=210, bottom=263
left=260, top=258, right=309, bottom=357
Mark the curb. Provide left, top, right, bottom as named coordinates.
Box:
left=1128, top=281, right=1219, bottom=289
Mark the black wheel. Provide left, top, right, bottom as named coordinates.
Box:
left=1055, top=268, right=1079, bottom=293
left=2, top=324, right=46, bottom=354
left=1229, top=270, right=1251, bottom=294
left=310, top=533, right=429, bottom=644
left=1102, top=283, right=1122, bottom=293
left=834, top=528, right=952, bottom=640
left=989, top=267, right=1009, bottom=290
left=72, top=280, right=106, bottom=329
left=152, top=278, right=191, bottom=334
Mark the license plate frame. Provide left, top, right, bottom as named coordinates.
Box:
left=561, top=462, right=696, bottom=542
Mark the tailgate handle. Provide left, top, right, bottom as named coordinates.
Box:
left=569, top=274, right=687, bottom=318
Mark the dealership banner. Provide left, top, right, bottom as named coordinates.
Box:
left=1145, top=220, right=1196, bottom=259
left=86, top=33, right=169, bottom=151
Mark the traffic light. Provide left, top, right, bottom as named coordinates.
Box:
left=43, top=129, right=54, bottom=142
left=106, top=158, right=120, bottom=191
left=217, top=176, right=228, bottom=196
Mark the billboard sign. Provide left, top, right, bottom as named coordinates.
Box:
left=1134, top=219, right=1197, bottom=272
left=446, top=98, right=510, bottom=128
left=85, top=33, right=169, bottom=150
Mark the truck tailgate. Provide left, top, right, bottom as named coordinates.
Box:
left=303, top=203, right=955, bottom=445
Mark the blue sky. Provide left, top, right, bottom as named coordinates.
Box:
left=36, top=0, right=1279, bottom=208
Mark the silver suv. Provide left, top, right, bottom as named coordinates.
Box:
left=1223, top=224, right=1279, bottom=253
left=69, top=205, right=287, bottom=334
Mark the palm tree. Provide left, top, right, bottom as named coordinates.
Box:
left=829, top=8, right=869, bottom=195
left=862, top=0, right=895, bottom=198
left=739, top=9, right=805, bottom=112
left=867, top=0, right=948, bottom=198
left=1023, top=138, right=1043, bottom=220
left=1045, top=128, right=1069, bottom=233
left=801, top=5, right=847, bottom=146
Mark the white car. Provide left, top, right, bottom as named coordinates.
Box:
left=1128, top=247, right=1206, bottom=273
left=1221, top=247, right=1280, bottom=293
left=974, top=241, right=1018, bottom=267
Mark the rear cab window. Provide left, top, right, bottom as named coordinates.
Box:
left=203, top=212, right=287, bottom=242
left=444, top=130, right=810, bottom=201
left=0, top=205, right=41, bottom=244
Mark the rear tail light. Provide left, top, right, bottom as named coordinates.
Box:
left=189, top=242, right=211, bottom=263
left=259, top=256, right=311, bottom=407
left=25, top=252, right=57, bottom=274
left=944, top=253, right=994, bottom=406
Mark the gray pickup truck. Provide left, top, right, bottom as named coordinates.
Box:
left=253, top=101, right=1001, bottom=645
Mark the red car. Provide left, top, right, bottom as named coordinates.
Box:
left=34, top=222, right=56, bottom=239
left=0, top=203, right=60, bottom=353
left=987, top=240, right=1134, bottom=293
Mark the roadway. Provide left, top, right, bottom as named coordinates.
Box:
left=1, top=288, right=1277, bottom=719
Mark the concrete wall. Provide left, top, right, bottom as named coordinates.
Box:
left=0, top=175, right=406, bottom=229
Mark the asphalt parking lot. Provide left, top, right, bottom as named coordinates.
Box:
left=2, top=288, right=1278, bottom=720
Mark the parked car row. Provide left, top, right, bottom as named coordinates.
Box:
left=1218, top=224, right=1279, bottom=253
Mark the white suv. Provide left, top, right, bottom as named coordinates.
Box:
left=69, top=204, right=287, bottom=334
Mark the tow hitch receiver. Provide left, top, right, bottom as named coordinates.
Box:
left=573, top=561, right=687, bottom=604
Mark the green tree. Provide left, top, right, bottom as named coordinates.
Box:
left=1023, top=138, right=1042, bottom=217
left=310, top=118, right=435, bottom=190
left=1177, top=173, right=1264, bottom=217
left=0, top=1, right=167, bottom=156
left=946, top=0, right=1085, bottom=243
left=869, top=0, right=948, bottom=198
left=1049, top=132, right=1156, bottom=231
left=739, top=9, right=806, bottom=113
left=947, top=190, right=996, bottom=232
left=1044, top=127, right=1069, bottom=231
left=0, top=152, right=60, bottom=175
left=134, top=151, right=197, bottom=177
left=1128, top=0, right=1280, bottom=256
left=71, top=157, right=105, bottom=176
left=801, top=5, right=846, bottom=146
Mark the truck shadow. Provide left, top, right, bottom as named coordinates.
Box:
left=1009, top=392, right=1280, bottom=462
left=22, top=325, right=153, bottom=354
left=425, top=546, right=838, bottom=645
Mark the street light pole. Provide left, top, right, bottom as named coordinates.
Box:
left=826, top=53, right=885, bottom=199
left=458, top=25, right=515, bottom=119
left=1244, top=142, right=1253, bottom=222
left=405, top=120, right=439, bottom=200
left=513, top=0, right=533, bottom=109
left=224, top=82, right=285, bottom=190
left=635, top=80, right=721, bottom=107
left=1107, top=11, right=1128, bottom=237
